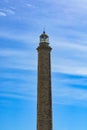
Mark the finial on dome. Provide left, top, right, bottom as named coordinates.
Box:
left=43, top=27, right=45, bottom=34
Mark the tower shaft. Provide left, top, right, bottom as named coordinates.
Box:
left=37, top=32, right=52, bottom=130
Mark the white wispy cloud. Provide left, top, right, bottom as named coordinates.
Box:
left=0, top=30, right=37, bottom=44
left=57, top=66, right=87, bottom=75
left=51, top=38, right=87, bottom=75
left=0, top=8, right=15, bottom=16
left=0, top=11, right=7, bottom=16
left=0, top=49, right=37, bottom=70
left=53, top=86, right=87, bottom=106
left=5, top=9, right=15, bottom=15
left=0, top=92, right=36, bottom=101
left=52, top=57, right=87, bottom=75
left=42, top=0, right=87, bottom=28
left=26, top=3, right=33, bottom=7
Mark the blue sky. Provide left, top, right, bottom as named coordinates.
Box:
left=0, top=0, right=87, bottom=130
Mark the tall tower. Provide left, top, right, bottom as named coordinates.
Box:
left=37, top=31, right=52, bottom=130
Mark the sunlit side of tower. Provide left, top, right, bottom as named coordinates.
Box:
left=37, top=31, right=52, bottom=130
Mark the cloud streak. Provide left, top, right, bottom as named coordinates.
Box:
left=0, top=11, right=7, bottom=16
left=0, top=8, right=15, bottom=17
left=53, top=85, right=87, bottom=106
left=52, top=72, right=87, bottom=106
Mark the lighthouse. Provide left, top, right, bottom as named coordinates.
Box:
left=37, top=31, right=52, bottom=130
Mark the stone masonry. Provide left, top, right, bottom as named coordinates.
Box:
left=37, top=32, right=52, bottom=130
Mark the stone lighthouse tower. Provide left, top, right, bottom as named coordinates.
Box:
left=37, top=31, right=52, bottom=130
